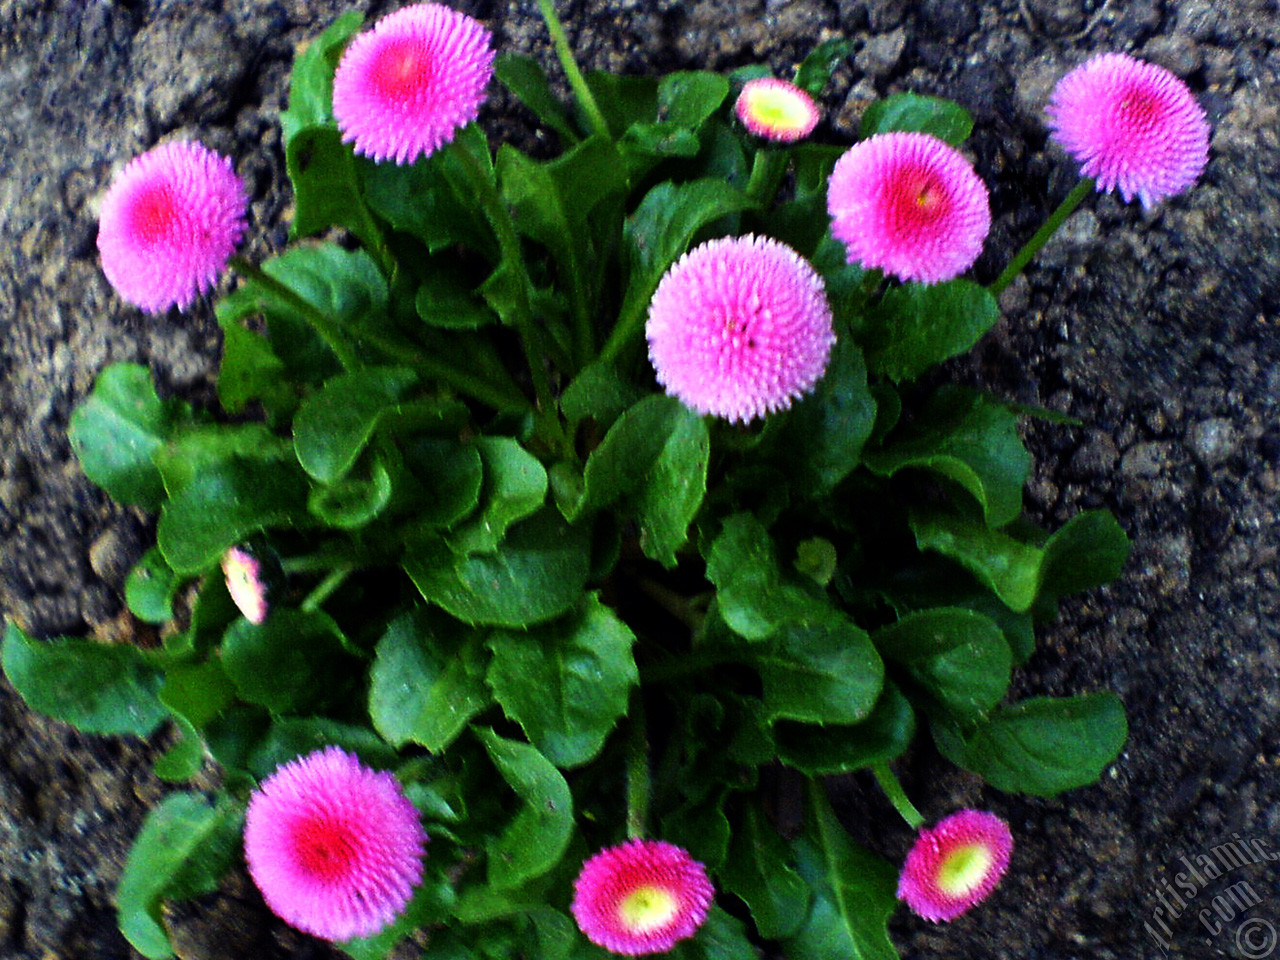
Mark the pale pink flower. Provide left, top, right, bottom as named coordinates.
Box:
left=1046, top=52, right=1210, bottom=209
left=897, top=809, right=1013, bottom=923
left=221, top=546, right=269, bottom=625
left=735, top=77, right=820, bottom=142
left=646, top=234, right=835, bottom=423
left=827, top=131, right=990, bottom=284
left=571, top=839, right=714, bottom=956
left=332, top=3, right=495, bottom=165
left=244, top=747, right=427, bottom=941
left=96, top=140, right=246, bottom=313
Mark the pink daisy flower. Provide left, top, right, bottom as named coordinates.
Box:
left=735, top=77, right=821, bottom=142
left=1046, top=52, right=1210, bottom=209
left=222, top=546, right=269, bottom=624
left=244, top=747, right=427, bottom=942
left=827, top=131, right=990, bottom=285
left=571, top=839, right=715, bottom=956
left=897, top=809, right=1013, bottom=923
left=645, top=234, right=835, bottom=424
left=96, top=140, right=247, bottom=313
left=332, top=3, right=495, bottom=165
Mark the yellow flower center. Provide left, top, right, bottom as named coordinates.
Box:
left=617, top=884, right=679, bottom=933
left=936, top=843, right=994, bottom=897
left=749, top=89, right=811, bottom=133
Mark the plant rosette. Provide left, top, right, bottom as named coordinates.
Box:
left=4, top=4, right=1215, bottom=959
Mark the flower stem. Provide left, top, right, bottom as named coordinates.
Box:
left=626, top=693, right=650, bottom=841
left=744, top=147, right=789, bottom=208
left=300, top=564, right=353, bottom=613
left=230, top=257, right=360, bottom=371
left=871, top=761, right=925, bottom=830
left=537, top=0, right=611, bottom=141
left=988, top=176, right=1095, bottom=298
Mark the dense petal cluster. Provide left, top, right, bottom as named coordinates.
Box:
left=734, top=77, right=820, bottom=142
left=96, top=140, right=247, bottom=313
left=222, top=546, right=269, bottom=624
left=1046, top=52, right=1210, bottom=209
left=646, top=234, right=835, bottom=423
left=898, top=809, right=1013, bottom=923
left=244, top=747, right=427, bottom=942
left=332, top=3, right=495, bottom=164
left=827, top=131, right=990, bottom=284
left=571, top=839, right=715, bottom=956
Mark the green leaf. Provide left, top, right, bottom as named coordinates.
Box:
left=447, top=437, right=548, bottom=555
left=775, top=680, right=916, bottom=774
left=68, top=364, right=189, bottom=510
left=495, top=53, right=579, bottom=144
left=247, top=716, right=398, bottom=780
left=866, top=386, right=1030, bottom=528
left=414, top=261, right=497, bottom=329
left=486, top=594, right=638, bottom=768
left=215, top=312, right=297, bottom=423
left=686, top=906, right=760, bottom=960
left=157, top=457, right=311, bottom=575
left=860, top=280, right=1000, bottom=382
left=721, top=805, right=810, bottom=940
left=584, top=71, right=658, bottom=139
left=125, top=548, right=180, bottom=624
left=293, top=367, right=419, bottom=483
left=221, top=609, right=359, bottom=714
left=705, top=513, right=812, bottom=641
left=475, top=728, right=574, bottom=889
left=154, top=423, right=292, bottom=498
left=285, top=124, right=385, bottom=253
left=934, top=692, right=1128, bottom=797
left=154, top=660, right=237, bottom=781
left=860, top=92, right=974, bottom=145
left=873, top=607, right=1011, bottom=722
left=659, top=71, right=730, bottom=127
left=400, top=437, right=486, bottom=531
left=573, top=394, right=709, bottom=567
left=1038, top=510, right=1130, bottom=606
left=117, top=792, right=243, bottom=959
left=910, top=508, right=1043, bottom=613
left=404, top=507, right=592, bottom=627
left=279, top=10, right=362, bottom=140
left=307, top=452, right=394, bottom=529
left=784, top=784, right=898, bottom=960
left=1, top=623, right=167, bottom=737
left=757, top=340, right=876, bottom=500
left=755, top=616, right=883, bottom=725
left=793, top=38, right=855, bottom=96
left=369, top=609, right=490, bottom=752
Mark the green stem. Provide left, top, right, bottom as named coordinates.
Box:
left=989, top=176, right=1095, bottom=298
left=360, top=328, right=532, bottom=411
left=871, top=761, right=925, bottom=830
left=300, top=564, right=353, bottom=613
left=537, top=0, right=611, bottom=141
left=230, top=257, right=360, bottom=371
left=744, top=147, right=789, bottom=208
left=625, top=693, right=650, bottom=841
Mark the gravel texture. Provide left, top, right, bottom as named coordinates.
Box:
left=1, top=1, right=1278, bottom=958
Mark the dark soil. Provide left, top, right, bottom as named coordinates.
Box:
left=2, top=1, right=1278, bottom=959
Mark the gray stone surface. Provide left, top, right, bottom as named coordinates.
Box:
left=1, top=0, right=1278, bottom=958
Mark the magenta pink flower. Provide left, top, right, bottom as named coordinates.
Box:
left=244, top=747, right=427, bottom=942
left=897, top=809, right=1013, bottom=923
left=332, top=3, right=495, bottom=165
left=571, top=839, right=714, bottom=956
left=646, top=234, right=835, bottom=423
left=96, top=140, right=246, bottom=313
left=222, top=546, right=269, bottom=624
left=1046, top=52, right=1210, bottom=209
left=827, top=131, right=990, bottom=284
left=735, top=77, right=820, bottom=142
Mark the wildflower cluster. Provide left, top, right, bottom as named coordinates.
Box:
left=3, top=3, right=1210, bottom=959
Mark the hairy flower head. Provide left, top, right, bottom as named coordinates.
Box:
left=898, top=809, right=1013, bottom=923
left=1046, top=52, right=1210, bottom=209
left=827, top=131, right=990, bottom=284
left=735, top=77, right=820, bottom=142
left=332, top=3, right=495, bottom=165
left=571, top=839, right=715, bottom=956
left=244, top=747, right=427, bottom=942
left=646, top=234, right=835, bottom=423
left=96, top=140, right=246, bottom=313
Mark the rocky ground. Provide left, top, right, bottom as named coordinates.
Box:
left=1, top=0, right=1278, bottom=958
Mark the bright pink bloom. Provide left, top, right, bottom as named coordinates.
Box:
left=646, top=234, right=835, bottom=423
left=244, top=747, right=427, bottom=942
left=222, top=546, right=269, bottom=624
left=332, top=3, right=495, bottom=165
left=735, top=77, right=820, bottom=142
left=1046, top=52, right=1210, bottom=209
left=571, top=839, right=714, bottom=956
left=827, top=131, right=990, bottom=284
left=897, top=809, right=1013, bottom=923
left=96, top=141, right=246, bottom=313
